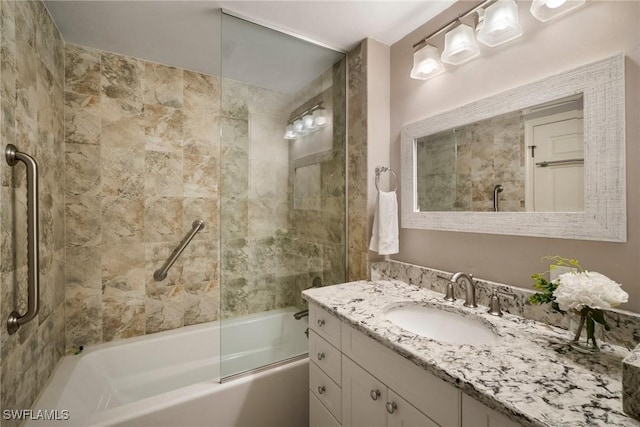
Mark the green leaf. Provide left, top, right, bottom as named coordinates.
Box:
left=591, top=309, right=612, bottom=331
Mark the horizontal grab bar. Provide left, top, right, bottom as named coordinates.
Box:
left=6, top=144, right=40, bottom=335
left=153, top=220, right=205, bottom=281
left=535, top=158, right=584, bottom=167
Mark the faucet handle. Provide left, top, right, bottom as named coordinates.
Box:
left=444, top=281, right=455, bottom=302
left=488, top=288, right=503, bottom=316
left=487, top=287, right=516, bottom=316
left=437, top=275, right=456, bottom=302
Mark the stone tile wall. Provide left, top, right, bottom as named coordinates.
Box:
left=347, top=41, right=369, bottom=281
left=416, top=110, right=525, bottom=212
left=64, top=44, right=220, bottom=348
left=218, top=78, right=293, bottom=318
left=286, top=60, right=347, bottom=309
left=220, top=59, right=347, bottom=316
left=0, top=1, right=66, bottom=421
left=65, top=43, right=347, bottom=342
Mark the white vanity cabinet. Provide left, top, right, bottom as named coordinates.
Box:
left=308, top=303, right=521, bottom=427
left=342, top=355, right=438, bottom=427
left=461, top=394, right=520, bottom=427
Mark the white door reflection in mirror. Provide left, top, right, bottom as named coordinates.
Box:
left=524, top=97, right=584, bottom=212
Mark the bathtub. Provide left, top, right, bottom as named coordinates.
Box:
left=26, top=307, right=309, bottom=427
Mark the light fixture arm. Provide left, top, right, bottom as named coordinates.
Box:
left=412, top=0, right=497, bottom=49
left=286, top=102, right=325, bottom=126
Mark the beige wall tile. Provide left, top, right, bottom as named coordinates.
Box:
left=101, top=196, right=144, bottom=244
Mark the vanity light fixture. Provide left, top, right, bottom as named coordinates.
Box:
left=410, top=43, right=445, bottom=80
left=283, top=102, right=329, bottom=140
left=476, top=0, right=523, bottom=47
left=410, top=0, right=586, bottom=80
left=440, top=22, right=480, bottom=65
left=530, top=0, right=586, bottom=22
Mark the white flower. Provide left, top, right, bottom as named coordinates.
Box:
left=553, top=271, right=628, bottom=311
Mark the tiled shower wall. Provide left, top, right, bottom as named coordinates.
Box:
left=416, top=110, right=525, bottom=212
left=286, top=60, right=347, bottom=309
left=64, top=44, right=220, bottom=348
left=0, top=0, right=66, bottom=421
left=218, top=78, right=293, bottom=318
left=220, top=59, right=347, bottom=317
left=64, top=43, right=347, bottom=344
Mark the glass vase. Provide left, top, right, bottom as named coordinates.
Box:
left=569, top=311, right=601, bottom=354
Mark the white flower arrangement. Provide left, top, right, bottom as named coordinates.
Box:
left=553, top=271, right=628, bottom=311
left=530, top=256, right=629, bottom=350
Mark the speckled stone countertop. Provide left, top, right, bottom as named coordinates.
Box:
left=303, top=279, right=640, bottom=427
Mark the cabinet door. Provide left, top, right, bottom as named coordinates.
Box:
left=387, top=390, right=440, bottom=427
left=311, top=392, right=341, bottom=427
left=342, top=356, right=387, bottom=427
left=462, top=394, right=521, bottom=427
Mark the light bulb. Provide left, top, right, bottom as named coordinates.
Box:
left=293, top=119, right=304, bottom=136
left=441, top=23, right=480, bottom=66
left=530, top=0, right=585, bottom=22
left=283, top=124, right=296, bottom=140
left=546, top=0, right=567, bottom=8
left=477, top=0, right=523, bottom=47
left=410, top=44, right=445, bottom=80
left=302, top=113, right=315, bottom=132
left=313, top=108, right=328, bottom=127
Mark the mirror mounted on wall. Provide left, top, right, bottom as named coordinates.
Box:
left=401, top=54, right=626, bottom=242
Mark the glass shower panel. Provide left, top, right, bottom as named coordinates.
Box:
left=219, top=13, right=346, bottom=379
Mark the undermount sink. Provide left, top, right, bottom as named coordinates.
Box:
left=384, top=305, right=499, bottom=346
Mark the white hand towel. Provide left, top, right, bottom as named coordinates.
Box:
left=369, top=190, right=399, bottom=255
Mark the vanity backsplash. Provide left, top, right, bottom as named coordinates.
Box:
left=370, top=260, right=640, bottom=350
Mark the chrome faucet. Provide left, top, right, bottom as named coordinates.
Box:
left=451, top=272, right=477, bottom=308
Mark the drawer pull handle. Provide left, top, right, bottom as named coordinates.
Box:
left=318, top=386, right=326, bottom=395
left=317, top=352, right=325, bottom=361
left=386, top=402, right=397, bottom=414
left=370, top=389, right=381, bottom=400
left=317, top=319, right=325, bottom=327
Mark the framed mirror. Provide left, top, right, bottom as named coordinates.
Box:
left=401, top=54, right=626, bottom=241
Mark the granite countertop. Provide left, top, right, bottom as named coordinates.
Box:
left=303, top=279, right=640, bottom=427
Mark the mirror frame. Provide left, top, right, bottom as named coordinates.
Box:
left=401, top=54, right=626, bottom=242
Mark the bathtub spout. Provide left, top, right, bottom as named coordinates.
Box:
left=293, top=309, right=308, bottom=320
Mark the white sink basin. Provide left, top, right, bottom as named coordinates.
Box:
left=384, top=305, right=499, bottom=346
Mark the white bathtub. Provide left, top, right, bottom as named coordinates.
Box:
left=27, top=308, right=309, bottom=427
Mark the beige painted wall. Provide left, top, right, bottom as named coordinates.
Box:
left=389, top=1, right=640, bottom=312
left=366, top=39, right=392, bottom=263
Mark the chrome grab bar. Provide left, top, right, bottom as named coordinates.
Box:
left=6, top=144, right=40, bottom=335
left=153, top=220, right=205, bottom=281
left=535, top=158, right=584, bottom=167
left=493, top=184, right=503, bottom=212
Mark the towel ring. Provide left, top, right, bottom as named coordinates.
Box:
left=375, top=166, right=398, bottom=192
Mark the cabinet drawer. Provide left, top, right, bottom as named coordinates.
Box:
left=310, top=392, right=341, bottom=427
left=310, top=330, right=342, bottom=385
left=342, top=324, right=460, bottom=427
left=310, top=304, right=341, bottom=348
left=310, top=360, right=342, bottom=422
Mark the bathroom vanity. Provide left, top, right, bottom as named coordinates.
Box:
left=303, top=269, right=639, bottom=427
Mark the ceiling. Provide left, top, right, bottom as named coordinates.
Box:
left=45, top=1, right=456, bottom=93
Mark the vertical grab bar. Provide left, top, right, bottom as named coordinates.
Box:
left=6, top=144, right=40, bottom=335
left=493, top=184, right=503, bottom=212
